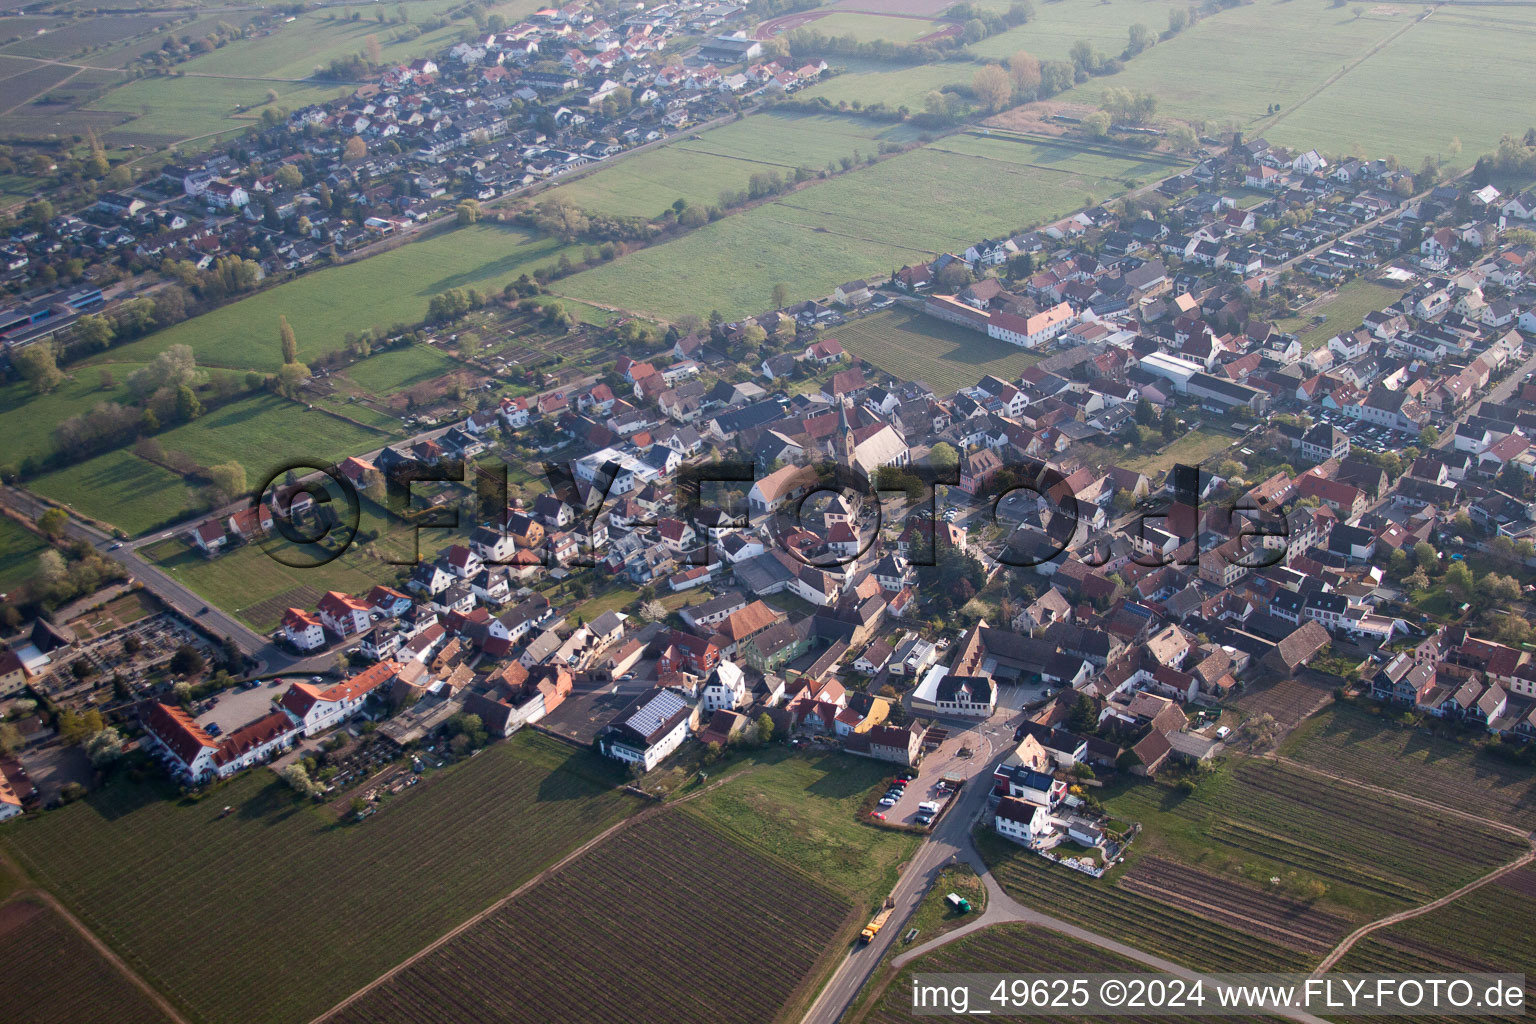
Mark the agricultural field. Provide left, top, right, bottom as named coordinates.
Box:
left=89, top=223, right=575, bottom=374
left=1099, top=759, right=1530, bottom=920
left=535, top=109, right=924, bottom=219
left=84, top=75, right=340, bottom=147
left=556, top=134, right=1174, bottom=320
left=1281, top=702, right=1536, bottom=831
left=29, top=449, right=203, bottom=536
left=1274, top=277, right=1407, bottom=352
left=0, top=358, right=154, bottom=469
left=680, top=750, right=921, bottom=906
left=1333, top=865, right=1536, bottom=1011
left=0, top=897, right=172, bottom=1024
left=771, top=133, right=1178, bottom=251
left=330, top=812, right=852, bottom=1024
left=146, top=392, right=390, bottom=483
left=833, top=307, right=1040, bottom=395
left=0, top=515, right=48, bottom=590
left=968, top=0, right=1192, bottom=61
left=1117, top=856, right=1348, bottom=956
left=798, top=57, right=975, bottom=112
left=0, top=732, right=637, bottom=1024
left=975, top=829, right=1314, bottom=972
left=862, top=922, right=1280, bottom=1024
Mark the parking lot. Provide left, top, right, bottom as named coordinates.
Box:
left=874, top=769, right=956, bottom=827
left=195, top=677, right=290, bottom=734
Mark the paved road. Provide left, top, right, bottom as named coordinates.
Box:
left=1, top=485, right=319, bottom=675
left=800, top=711, right=1016, bottom=1024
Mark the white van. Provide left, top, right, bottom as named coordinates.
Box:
left=918, top=801, right=940, bottom=813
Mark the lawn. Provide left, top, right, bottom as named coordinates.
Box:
left=0, top=897, right=173, bottom=1024
left=968, top=0, right=1193, bottom=61
left=556, top=135, right=1174, bottom=320
left=1118, top=426, right=1236, bottom=477
left=329, top=812, right=853, bottom=1024
left=1281, top=701, right=1536, bottom=831
left=1274, top=278, right=1407, bottom=352
left=682, top=750, right=920, bottom=907
left=0, top=516, right=48, bottom=591
left=147, top=392, right=391, bottom=485
left=89, top=223, right=576, bottom=373
left=0, top=732, right=638, bottom=1024
left=29, top=449, right=204, bottom=536
left=535, top=109, right=924, bottom=219
left=833, top=307, right=1041, bottom=396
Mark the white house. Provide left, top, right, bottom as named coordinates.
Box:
left=994, top=796, right=1052, bottom=845
left=282, top=608, right=326, bottom=652
left=596, top=686, right=693, bottom=771
left=699, top=660, right=748, bottom=713
left=279, top=661, right=400, bottom=736
left=316, top=591, right=372, bottom=637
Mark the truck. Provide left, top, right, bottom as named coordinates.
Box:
left=945, top=892, right=972, bottom=914
left=860, top=898, right=896, bottom=943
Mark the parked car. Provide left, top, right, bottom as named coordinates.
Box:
left=878, top=796, right=899, bottom=808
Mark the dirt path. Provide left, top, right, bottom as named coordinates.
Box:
left=1265, top=753, right=1534, bottom=840
left=307, top=764, right=761, bottom=1023
left=1314, top=849, right=1535, bottom=973
left=0, top=851, right=192, bottom=1024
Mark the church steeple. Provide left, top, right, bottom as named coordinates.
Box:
left=836, top=395, right=855, bottom=472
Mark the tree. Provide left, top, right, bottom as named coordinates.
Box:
left=277, top=361, right=311, bottom=398
left=0, top=722, right=21, bottom=755
left=971, top=64, right=1012, bottom=113
left=1008, top=50, right=1041, bottom=100
left=22, top=198, right=53, bottom=230
left=1082, top=110, right=1112, bottom=138
left=1125, top=22, right=1153, bottom=56
left=1411, top=541, right=1438, bottom=570
left=1067, top=693, right=1097, bottom=733
left=281, top=762, right=321, bottom=797
left=169, top=643, right=205, bottom=677
left=770, top=282, right=790, bottom=309
left=127, top=344, right=203, bottom=400
left=928, top=442, right=959, bottom=473
left=640, top=599, right=667, bottom=621
left=279, top=315, right=299, bottom=364
left=85, top=727, right=124, bottom=767
left=755, top=712, right=775, bottom=744
left=174, top=383, right=202, bottom=422
left=456, top=199, right=481, bottom=225
left=1444, top=561, right=1475, bottom=600
left=74, top=313, right=115, bottom=352
left=209, top=462, right=248, bottom=503
left=275, top=164, right=303, bottom=190
left=343, top=136, right=367, bottom=162
left=364, top=33, right=383, bottom=64
left=13, top=343, right=64, bottom=394
left=37, top=507, right=68, bottom=538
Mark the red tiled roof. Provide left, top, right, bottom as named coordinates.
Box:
left=143, top=701, right=216, bottom=766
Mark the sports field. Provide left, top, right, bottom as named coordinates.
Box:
left=329, top=812, right=852, bottom=1024
left=536, top=110, right=924, bottom=219
left=809, top=11, right=949, bottom=43
left=799, top=57, right=975, bottom=112
left=0, top=732, right=637, bottom=1024
left=90, top=224, right=575, bottom=373
left=833, top=307, right=1040, bottom=395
